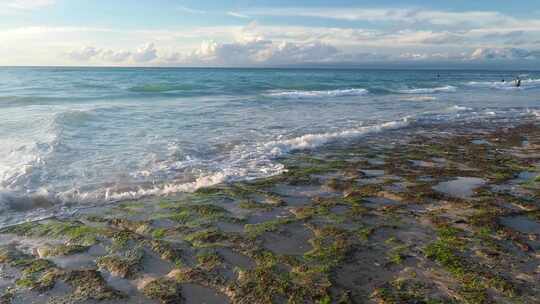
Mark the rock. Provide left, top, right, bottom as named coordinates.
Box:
left=64, top=269, right=125, bottom=301
left=141, top=278, right=183, bottom=304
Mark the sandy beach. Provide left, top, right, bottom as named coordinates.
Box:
left=1, top=118, right=539, bottom=304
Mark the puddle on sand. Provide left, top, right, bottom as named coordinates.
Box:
left=49, top=244, right=107, bottom=270
left=217, top=248, right=254, bottom=270
left=500, top=216, right=540, bottom=234
left=262, top=223, right=313, bottom=255
left=215, top=221, right=244, bottom=233
left=410, top=160, right=441, bottom=168
left=367, top=158, right=386, bottom=166
left=246, top=209, right=290, bottom=224
left=0, top=265, right=17, bottom=292
left=472, top=139, right=491, bottom=145
left=433, top=177, right=485, bottom=199
left=141, top=250, right=174, bottom=277
left=360, top=170, right=385, bottom=177
left=363, top=197, right=400, bottom=209
left=182, top=283, right=230, bottom=304
left=518, top=171, right=538, bottom=181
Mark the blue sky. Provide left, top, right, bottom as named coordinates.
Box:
left=1, top=0, right=539, bottom=66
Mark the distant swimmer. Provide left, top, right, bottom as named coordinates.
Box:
left=515, top=77, right=521, bottom=87
left=501, top=79, right=505, bottom=83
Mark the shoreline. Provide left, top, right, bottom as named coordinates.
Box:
left=0, top=119, right=539, bottom=303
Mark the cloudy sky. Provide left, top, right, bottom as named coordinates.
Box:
left=1, top=0, right=540, bottom=67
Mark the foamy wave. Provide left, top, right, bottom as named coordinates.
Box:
left=466, top=79, right=540, bottom=90
left=72, top=171, right=232, bottom=202
left=264, top=118, right=411, bottom=156
left=447, top=105, right=472, bottom=112
left=401, top=96, right=437, bottom=102
left=528, top=109, right=540, bottom=119
left=266, top=88, right=368, bottom=99
left=129, top=83, right=196, bottom=93
left=0, top=125, right=58, bottom=191
left=397, top=86, right=457, bottom=94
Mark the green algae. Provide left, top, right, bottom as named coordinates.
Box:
left=15, top=259, right=60, bottom=292
left=1, top=220, right=104, bottom=246
left=97, top=249, right=143, bottom=278
left=372, top=280, right=450, bottom=304
left=109, top=229, right=143, bottom=251
left=244, top=218, right=295, bottom=239
left=196, top=250, right=223, bottom=271
left=184, top=228, right=229, bottom=247
left=146, top=240, right=183, bottom=266
left=64, top=269, right=125, bottom=301
left=424, top=225, right=519, bottom=303
left=38, top=244, right=89, bottom=257
left=304, top=226, right=351, bottom=272
left=238, top=200, right=272, bottom=210
left=142, top=278, right=183, bottom=304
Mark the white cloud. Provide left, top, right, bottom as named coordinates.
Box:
left=2, top=7, right=540, bottom=67
left=68, top=46, right=101, bottom=61
left=242, top=7, right=540, bottom=30
left=227, top=11, right=250, bottom=19
left=1, top=0, right=55, bottom=10
left=100, top=49, right=132, bottom=62
left=67, top=43, right=157, bottom=64
left=470, top=48, right=540, bottom=60
left=177, top=6, right=206, bottom=14
left=180, top=38, right=341, bottom=66
left=132, top=43, right=158, bottom=62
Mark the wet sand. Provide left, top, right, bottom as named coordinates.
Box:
left=1, top=119, right=539, bottom=304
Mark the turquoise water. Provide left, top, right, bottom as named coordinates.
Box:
left=0, top=68, right=539, bottom=226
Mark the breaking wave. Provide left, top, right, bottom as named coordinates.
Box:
left=400, top=96, right=438, bottom=102
left=266, top=88, right=369, bottom=99
left=264, top=118, right=412, bottom=156
left=397, top=86, right=457, bottom=94
left=129, top=83, right=197, bottom=93
left=466, top=79, right=540, bottom=90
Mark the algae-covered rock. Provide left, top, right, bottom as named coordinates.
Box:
left=15, top=259, right=62, bottom=292
left=0, top=245, right=33, bottom=266
left=0, top=291, right=14, bottom=304
left=196, top=250, right=223, bottom=271
left=184, top=228, right=228, bottom=247
left=108, top=218, right=151, bottom=234
left=63, top=269, right=125, bottom=301
left=96, top=249, right=143, bottom=278
left=36, top=244, right=88, bottom=258
left=146, top=240, right=183, bottom=264
left=141, top=278, right=183, bottom=304
left=0, top=220, right=104, bottom=246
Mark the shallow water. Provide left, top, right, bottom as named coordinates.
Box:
left=182, top=283, right=230, bottom=304
left=0, top=68, right=539, bottom=227
left=500, top=216, right=540, bottom=234
left=433, top=177, right=486, bottom=199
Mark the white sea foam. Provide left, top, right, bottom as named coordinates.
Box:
left=448, top=105, right=472, bottom=112
left=266, top=88, right=369, bottom=99
left=401, top=96, right=438, bottom=102
left=397, top=86, right=457, bottom=94
left=466, top=78, right=540, bottom=90
left=264, top=118, right=412, bottom=156
left=528, top=109, right=540, bottom=119
left=0, top=115, right=58, bottom=192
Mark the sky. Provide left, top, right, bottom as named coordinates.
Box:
left=1, top=0, right=540, bottom=67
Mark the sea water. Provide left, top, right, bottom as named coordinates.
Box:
left=0, top=67, right=539, bottom=226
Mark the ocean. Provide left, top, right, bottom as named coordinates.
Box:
left=0, top=67, right=539, bottom=227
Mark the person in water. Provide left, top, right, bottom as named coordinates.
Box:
left=515, top=77, right=521, bottom=87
